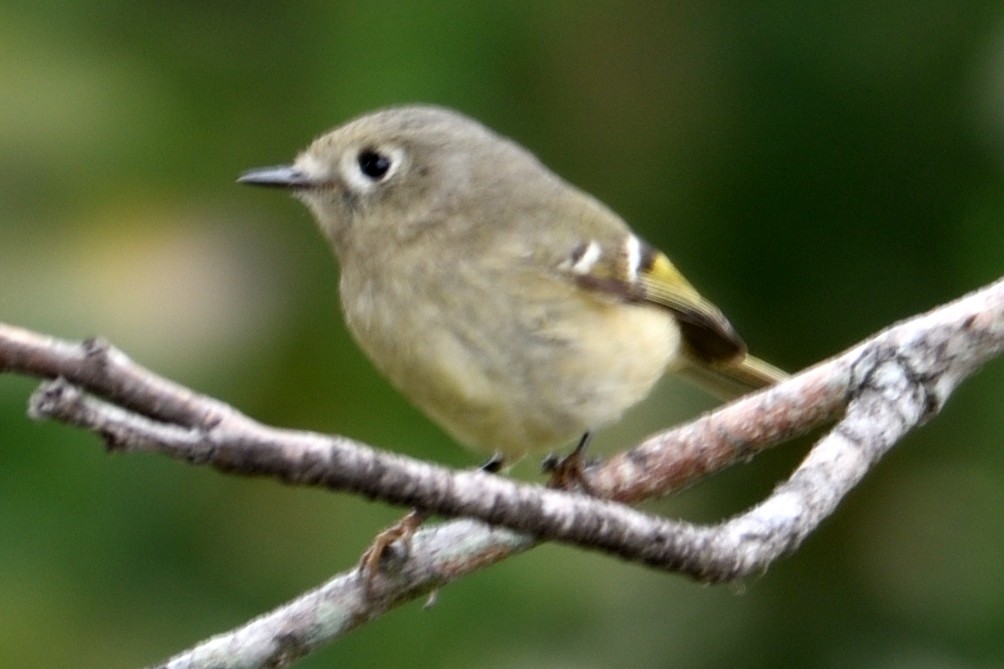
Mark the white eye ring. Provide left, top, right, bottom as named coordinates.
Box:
left=340, top=145, right=406, bottom=193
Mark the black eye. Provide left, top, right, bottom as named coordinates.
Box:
left=357, top=149, right=392, bottom=180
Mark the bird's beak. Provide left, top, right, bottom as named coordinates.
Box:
left=237, top=165, right=315, bottom=189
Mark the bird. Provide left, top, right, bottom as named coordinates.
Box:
left=238, top=105, right=785, bottom=473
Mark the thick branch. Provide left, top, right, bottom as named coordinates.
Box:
left=5, top=278, right=1003, bottom=572
left=3, top=277, right=1003, bottom=668
left=0, top=330, right=225, bottom=428
left=150, top=520, right=531, bottom=669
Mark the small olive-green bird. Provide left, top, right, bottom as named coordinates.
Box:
left=239, top=105, right=785, bottom=462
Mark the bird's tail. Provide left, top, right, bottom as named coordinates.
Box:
left=678, top=354, right=788, bottom=401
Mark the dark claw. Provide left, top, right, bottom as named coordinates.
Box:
left=480, top=452, right=505, bottom=473
left=544, top=432, right=596, bottom=492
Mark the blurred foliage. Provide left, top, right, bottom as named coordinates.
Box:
left=2, top=2, right=1004, bottom=667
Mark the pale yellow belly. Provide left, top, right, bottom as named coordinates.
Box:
left=349, top=282, right=681, bottom=459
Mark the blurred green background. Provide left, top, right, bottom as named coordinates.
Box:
left=3, top=2, right=1004, bottom=667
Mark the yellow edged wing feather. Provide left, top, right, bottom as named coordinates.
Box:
left=565, top=234, right=787, bottom=397
left=638, top=249, right=787, bottom=396
left=637, top=250, right=746, bottom=363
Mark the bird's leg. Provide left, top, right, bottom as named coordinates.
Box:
left=542, top=432, right=595, bottom=492
left=358, top=453, right=506, bottom=580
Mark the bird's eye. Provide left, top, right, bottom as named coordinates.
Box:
left=357, top=149, right=392, bottom=181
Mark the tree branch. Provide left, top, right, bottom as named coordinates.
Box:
left=3, top=277, right=1002, bottom=668
left=148, top=519, right=532, bottom=669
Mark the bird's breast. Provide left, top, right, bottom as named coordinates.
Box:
left=338, top=258, right=681, bottom=458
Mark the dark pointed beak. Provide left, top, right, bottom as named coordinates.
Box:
left=237, top=165, right=315, bottom=189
